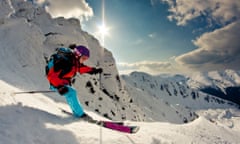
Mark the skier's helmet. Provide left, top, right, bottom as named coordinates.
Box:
left=74, top=45, right=90, bottom=58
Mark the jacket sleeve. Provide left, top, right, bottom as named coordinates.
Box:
left=78, top=64, right=94, bottom=74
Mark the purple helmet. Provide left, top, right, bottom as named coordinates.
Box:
left=74, top=45, right=90, bottom=57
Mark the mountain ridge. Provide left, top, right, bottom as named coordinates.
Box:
left=1, top=1, right=240, bottom=143
left=0, top=0, right=239, bottom=124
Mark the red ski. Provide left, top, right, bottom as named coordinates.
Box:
left=101, top=121, right=139, bottom=134
left=61, top=109, right=139, bottom=134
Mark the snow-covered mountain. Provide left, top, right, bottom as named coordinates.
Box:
left=0, top=0, right=147, bottom=122
left=1, top=0, right=239, bottom=123
left=123, top=71, right=240, bottom=107
left=0, top=0, right=199, bottom=124
left=188, top=70, right=240, bottom=105
left=1, top=79, right=240, bottom=144
left=1, top=0, right=240, bottom=143
left=122, top=71, right=239, bottom=123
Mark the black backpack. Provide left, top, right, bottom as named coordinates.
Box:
left=45, top=47, right=74, bottom=78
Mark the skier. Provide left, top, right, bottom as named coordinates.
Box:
left=45, top=45, right=103, bottom=119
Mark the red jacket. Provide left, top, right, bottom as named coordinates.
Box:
left=47, top=58, right=93, bottom=88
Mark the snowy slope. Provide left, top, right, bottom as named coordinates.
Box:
left=1, top=1, right=240, bottom=143
left=2, top=0, right=238, bottom=125
left=3, top=0, right=219, bottom=123
left=188, top=70, right=240, bottom=105
left=1, top=80, right=240, bottom=144
left=122, top=72, right=239, bottom=114
left=188, top=70, right=240, bottom=89
left=0, top=0, right=147, bottom=121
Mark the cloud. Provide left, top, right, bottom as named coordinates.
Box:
left=176, top=21, right=240, bottom=71
left=162, top=0, right=240, bottom=26
left=35, top=0, right=93, bottom=21
left=162, top=0, right=240, bottom=72
left=117, top=61, right=176, bottom=75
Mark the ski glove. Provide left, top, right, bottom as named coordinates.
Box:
left=58, top=86, right=69, bottom=95
left=89, top=68, right=103, bottom=75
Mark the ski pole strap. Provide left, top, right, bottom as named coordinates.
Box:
left=13, top=90, right=56, bottom=94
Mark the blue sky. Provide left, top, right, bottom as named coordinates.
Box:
left=82, top=0, right=197, bottom=67
left=35, top=0, right=240, bottom=75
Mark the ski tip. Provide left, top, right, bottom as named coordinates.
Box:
left=131, top=126, right=140, bottom=133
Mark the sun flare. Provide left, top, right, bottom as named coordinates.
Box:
left=95, top=0, right=111, bottom=46
left=97, top=22, right=110, bottom=46
left=97, top=23, right=110, bottom=37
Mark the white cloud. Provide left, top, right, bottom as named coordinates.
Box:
left=162, top=0, right=240, bottom=26
left=162, top=0, right=240, bottom=72
left=176, top=21, right=240, bottom=71
left=117, top=61, right=179, bottom=75
left=35, top=0, right=93, bottom=21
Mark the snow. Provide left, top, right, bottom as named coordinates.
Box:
left=188, top=70, right=240, bottom=89
left=0, top=0, right=240, bottom=143
left=1, top=79, right=240, bottom=144
left=122, top=71, right=239, bottom=121
left=0, top=0, right=148, bottom=122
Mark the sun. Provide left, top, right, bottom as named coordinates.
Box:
left=98, top=23, right=109, bottom=36
left=95, top=0, right=111, bottom=46
left=97, top=22, right=110, bottom=46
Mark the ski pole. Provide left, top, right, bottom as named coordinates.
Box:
left=98, top=73, right=103, bottom=144
left=99, top=73, right=102, bottom=90
left=13, top=90, right=56, bottom=95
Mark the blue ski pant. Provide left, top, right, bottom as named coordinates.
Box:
left=50, top=85, right=84, bottom=117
